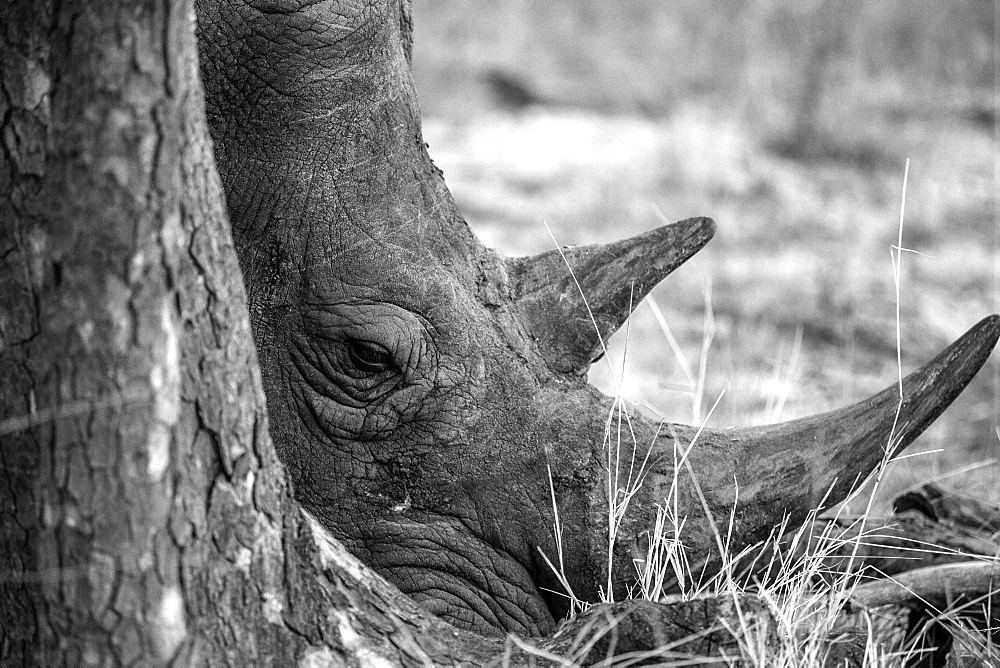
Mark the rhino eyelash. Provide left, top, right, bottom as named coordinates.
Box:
left=346, top=339, right=396, bottom=374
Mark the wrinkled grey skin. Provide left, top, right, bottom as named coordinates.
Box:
left=195, top=0, right=999, bottom=637
left=196, top=0, right=576, bottom=633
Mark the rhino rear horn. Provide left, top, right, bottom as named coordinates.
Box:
left=510, top=217, right=715, bottom=375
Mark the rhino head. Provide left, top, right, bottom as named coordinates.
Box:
left=196, top=0, right=999, bottom=636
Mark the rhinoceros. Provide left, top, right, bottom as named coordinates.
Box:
left=195, top=0, right=998, bottom=637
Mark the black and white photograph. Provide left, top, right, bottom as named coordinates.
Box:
left=1, top=1, right=997, bottom=665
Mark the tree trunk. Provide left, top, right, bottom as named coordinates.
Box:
left=0, top=0, right=499, bottom=663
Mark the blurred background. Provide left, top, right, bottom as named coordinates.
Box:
left=409, top=0, right=998, bottom=508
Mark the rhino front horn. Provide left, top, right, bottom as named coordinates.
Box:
left=510, top=217, right=715, bottom=375
left=605, top=314, right=1000, bottom=592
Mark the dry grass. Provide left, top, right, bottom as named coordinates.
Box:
left=536, top=353, right=999, bottom=665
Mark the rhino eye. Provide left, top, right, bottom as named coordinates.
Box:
left=347, top=339, right=394, bottom=373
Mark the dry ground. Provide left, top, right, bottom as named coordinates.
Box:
left=410, top=1, right=998, bottom=512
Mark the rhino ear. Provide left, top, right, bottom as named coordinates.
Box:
left=508, top=217, right=715, bottom=375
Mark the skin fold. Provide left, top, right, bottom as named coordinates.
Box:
left=195, top=0, right=1000, bottom=636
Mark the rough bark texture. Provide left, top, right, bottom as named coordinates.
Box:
left=1, top=0, right=205, bottom=660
